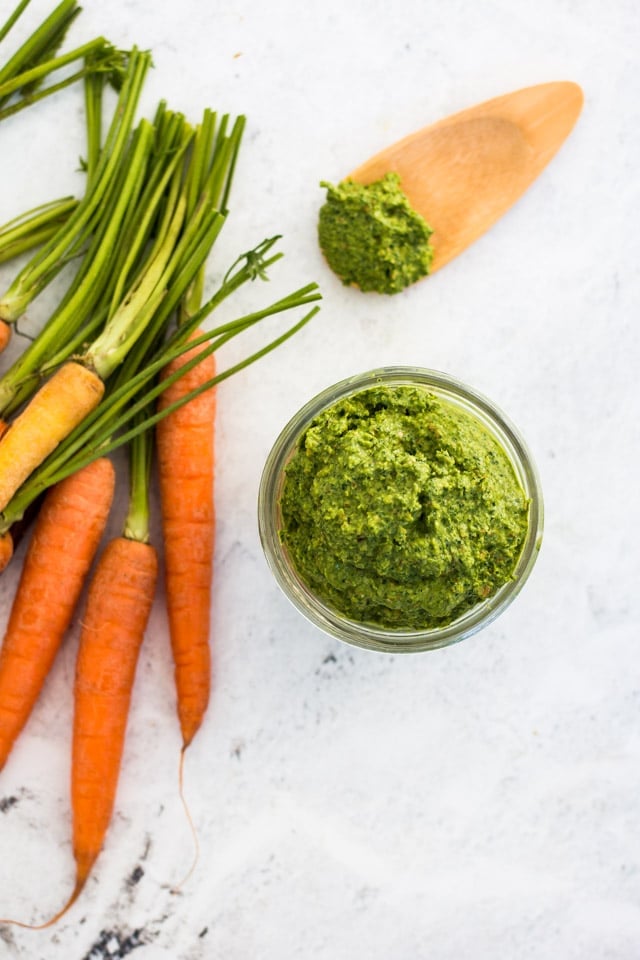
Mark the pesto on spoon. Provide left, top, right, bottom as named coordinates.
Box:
left=318, top=81, right=583, bottom=292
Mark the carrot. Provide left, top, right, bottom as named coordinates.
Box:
left=70, top=536, right=158, bottom=909
left=1, top=534, right=158, bottom=929
left=157, top=329, right=215, bottom=750
left=59, top=409, right=159, bottom=924
left=0, top=494, right=45, bottom=565
left=0, top=426, right=14, bottom=572
left=0, top=321, right=9, bottom=354
left=0, top=458, right=115, bottom=772
left=0, top=361, right=105, bottom=512
left=0, top=532, right=12, bottom=574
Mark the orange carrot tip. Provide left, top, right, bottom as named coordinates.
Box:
left=0, top=361, right=105, bottom=513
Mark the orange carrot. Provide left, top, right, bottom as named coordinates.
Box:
left=1, top=495, right=44, bottom=562
left=0, top=532, right=12, bottom=574
left=0, top=322, right=10, bottom=355
left=157, top=329, right=215, bottom=750
left=0, top=458, right=115, bottom=772
left=2, top=535, right=158, bottom=929
left=0, top=532, right=157, bottom=928
left=69, top=536, right=158, bottom=911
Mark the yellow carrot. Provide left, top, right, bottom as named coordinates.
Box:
left=0, top=362, right=104, bottom=512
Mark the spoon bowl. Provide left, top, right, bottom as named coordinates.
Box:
left=349, top=81, right=584, bottom=273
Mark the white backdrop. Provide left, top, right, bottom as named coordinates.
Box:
left=0, top=1, right=638, bottom=958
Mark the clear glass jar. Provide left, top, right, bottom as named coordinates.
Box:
left=258, top=367, right=543, bottom=653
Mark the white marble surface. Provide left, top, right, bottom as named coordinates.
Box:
left=0, top=0, right=639, bottom=957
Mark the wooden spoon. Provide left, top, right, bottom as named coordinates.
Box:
left=349, top=81, right=584, bottom=273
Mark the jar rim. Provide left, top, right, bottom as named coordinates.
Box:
left=258, top=366, right=544, bottom=653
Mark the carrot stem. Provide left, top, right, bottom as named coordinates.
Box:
left=0, top=0, right=79, bottom=97
left=0, top=197, right=78, bottom=264
left=0, top=37, right=110, bottom=104
left=124, top=415, right=153, bottom=545
left=0, top=46, right=151, bottom=322
left=0, top=0, right=33, bottom=45
left=88, top=200, right=189, bottom=379
left=85, top=109, right=245, bottom=380
left=0, top=117, right=155, bottom=414
left=0, top=0, right=128, bottom=126
left=0, top=106, right=183, bottom=414
left=83, top=65, right=104, bottom=189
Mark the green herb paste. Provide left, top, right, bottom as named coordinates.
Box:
left=279, top=385, right=529, bottom=630
left=317, top=173, right=434, bottom=294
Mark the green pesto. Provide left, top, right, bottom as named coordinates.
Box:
left=279, top=385, right=529, bottom=630
left=317, top=173, right=434, bottom=294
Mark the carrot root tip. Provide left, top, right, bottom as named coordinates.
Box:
left=169, top=746, right=200, bottom=894
left=0, top=874, right=88, bottom=929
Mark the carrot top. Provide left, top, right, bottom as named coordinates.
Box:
left=0, top=0, right=125, bottom=123
left=0, top=25, right=322, bottom=548
left=0, top=95, right=243, bottom=416
left=0, top=197, right=78, bottom=266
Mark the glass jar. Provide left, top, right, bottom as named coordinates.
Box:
left=258, top=367, right=543, bottom=653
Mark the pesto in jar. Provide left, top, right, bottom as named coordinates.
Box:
left=318, top=173, right=434, bottom=294
left=279, top=385, right=529, bottom=630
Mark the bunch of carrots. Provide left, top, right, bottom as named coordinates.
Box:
left=0, top=0, right=320, bottom=928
